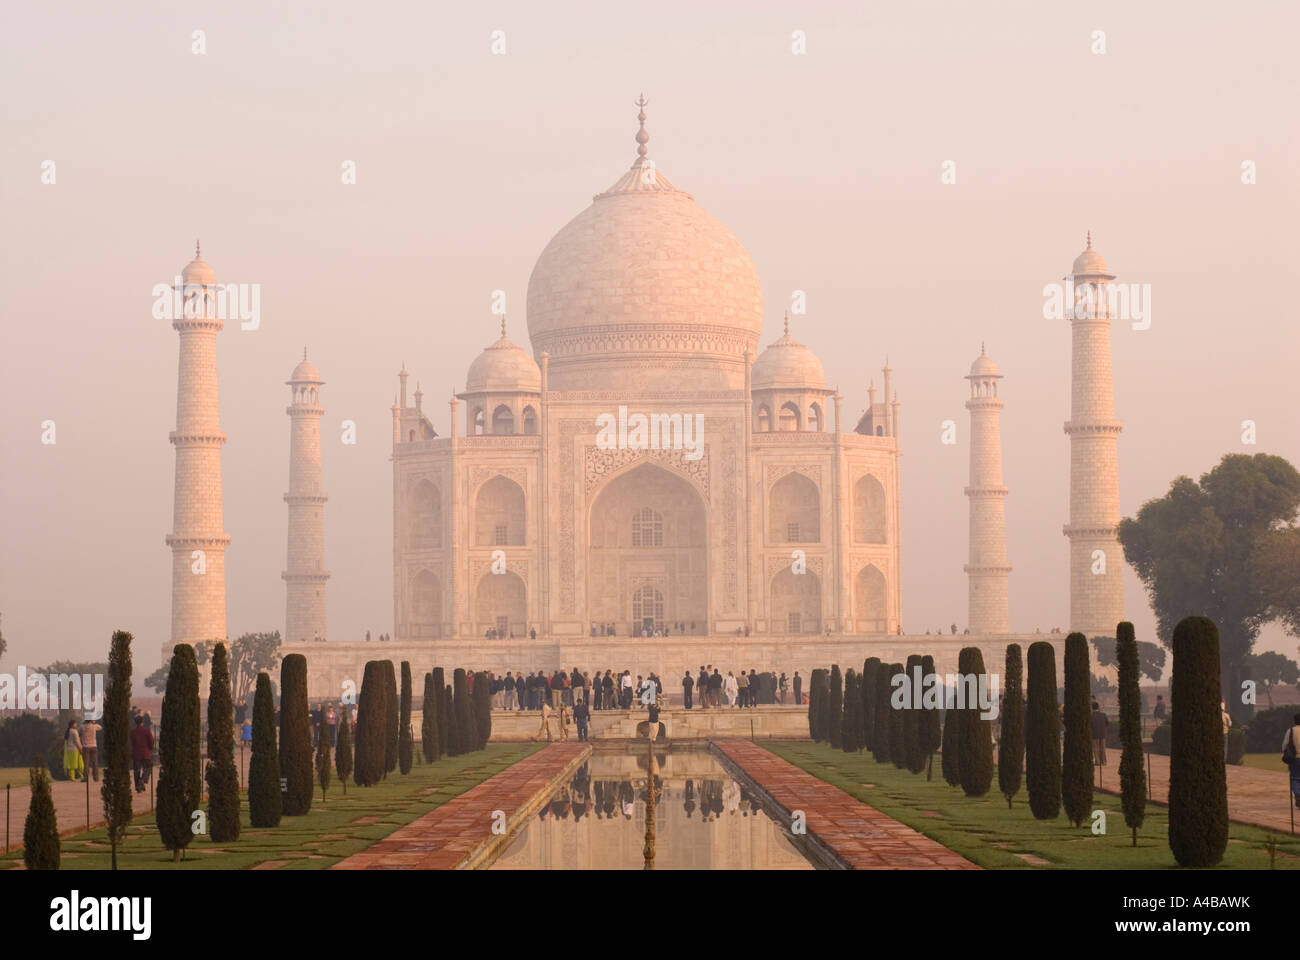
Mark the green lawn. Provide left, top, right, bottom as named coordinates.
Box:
left=0, top=768, right=32, bottom=786
left=0, top=743, right=539, bottom=870
left=1239, top=752, right=1292, bottom=773
left=766, top=741, right=1300, bottom=870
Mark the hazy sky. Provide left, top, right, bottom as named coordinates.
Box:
left=2, top=1, right=1297, bottom=676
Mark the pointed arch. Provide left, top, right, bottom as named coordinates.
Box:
left=853, top=474, right=887, bottom=543
left=854, top=564, right=887, bottom=632
left=769, top=472, right=820, bottom=543
left=475, top=475, right=526, bottom=546
left=770, top=568, right=820, bottom=634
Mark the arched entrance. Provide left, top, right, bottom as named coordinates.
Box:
left=770, top=567, right=821, bottom=634
left=476, top=569, right=526, bottom=637
left=587, top=462, right=707, bottom=635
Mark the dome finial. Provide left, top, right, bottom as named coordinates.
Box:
left=303, top=347, right=308, bottom=361
left=1086, top=230, right=1091, bottom=250
left=981, top=341, right=985, bottom=356
left=501, top=315, right=508, bottom=339
left=195, top=239, right=201, bottom=259
left=783, top=311, right=789, bottom=337
left=634, top=93, right=649, bottom=162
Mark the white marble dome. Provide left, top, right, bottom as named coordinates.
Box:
left=969, top=351, right=999, bottom=378
left=466, top=328, right=541, bottom=393
left=751, top=322, right=827, bottom=390
left=290, top=353, right=321, bottom=383
left=525, top=118, right=763, bottom=391
left=182, top=253, right=216, bottom=285
left=1071, top=236, right=1111, bottom=277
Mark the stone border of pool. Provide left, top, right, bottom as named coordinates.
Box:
left=711, top=740, right=980, bottom=870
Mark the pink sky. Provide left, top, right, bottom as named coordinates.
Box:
left=2, top=1, right=1297, bottom=677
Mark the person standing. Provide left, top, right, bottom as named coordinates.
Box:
left=621, top=671, right=633, bottom=709
left=80, top=716, right=102, bottom=782
left=778, top=672, right=788, bottom=705
left=736, top=671, right=748, bottom=709
left=724, top=671, right=738, bottom=708
left=573, top=699, right=590, bottom=742
left=515, top=672, right=527, bottom=711
left=1090, top=702, right=1108, bottom=766
left=64, top=720, right=85, bottom=782
left=1152, top=695, right=1167, bottom=721
left=793, top=671, right=802, bottom=706
left=326, top=702, right=339, bottom=746
left=709, top=667, right=723, bottom=708
left=681, top=670, right=694, bottom=710
left=1221, top=699, right=1233, bottom=760
left=1283, top=713, right=1300, bottom=809
left=129, top=715, right=154, bottom=793
left=536, top=699, right=553, bottom=742
left=748, top=670, right=760, bottom=708
left=602, top=670, right=615, bottom=711
left=697, top=667, right=709, bottom=710
left=557, top=701, right=570, bottom=742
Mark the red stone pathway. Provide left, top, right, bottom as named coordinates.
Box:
left=331, top=742, right=589, bottom=869
left=713, top=740, right=979, bottom=870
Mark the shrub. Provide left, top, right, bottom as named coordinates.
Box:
left=1061, top=633, right=1093, bottom=826
left=383, top=660, right=399, bottom=774
left=474, top=671, right=493, bottom=747
left=334, top=704, right=353, bottom=794
left=248, top=672, right=282, bottom=827
left=1025, top=641, right=1061, bottom=819
left=887, top=663, right=906, bottom=769
left=1150, top=721, right=1172, bottom=756
left=23, top=759, right=60, bottom=870
left=956, top=647, right=993, bottom=797
left=431, top=668, right=449, bottom=757
left=205, top=642, right=240, bottom=842
left=808, top=669, right=826, bottom=741
left=421, top=673, right=439, bottom=763
left=903, top=655, right=925, bottom=774
left=1226, top=728, right=1246, bottom=765
left=0, top=714, right=57, bottom=768
left=920, top=655, right=942, bottom=779
left=399, top=661, right=414, bottom=774
left=1168, top=616, right=1229, bottom=868
left=453, top=669, right=473, bottom=756
left=827, top=665, right=843, bottom=749
left=102, top=630, right=134, bottom=869
left=354, top=661, right=387, bottom=785
left=941, top=705, right=960, bottom=787
left=861, top=658, right=880, bottom=752
left=156, top=644, right=201, bottom=860
left=999, top=644, right=1024, bottom=807
left=872, top=665, right=893, bottom=764
left=1116, top=622, right=1146, bottom=845
left=1243, top=706, right=1299, bottom=752
left=279, top=654, right=314, bottom=815
left=442, top=684, right=455, bottom=755
left=841, top=670, right=859, bottom=752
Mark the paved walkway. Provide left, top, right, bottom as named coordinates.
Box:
left=2, top=774, right=155, bottom=854
left=1095, top=753, right=1299, bottom=836
left=713, top=740, right=978, bottom=869
left=332, top=742, right=589, bottom=869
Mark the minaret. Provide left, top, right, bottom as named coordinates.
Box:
left=1064, top=234, right=1123, bottom=637
left=964, top=344, right=1010, bottom=633
left=166, top=242, right=231, bottom=660
left=283, top=350, right=329, bottom=644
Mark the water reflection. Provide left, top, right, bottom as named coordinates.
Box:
left=488, top=746, right=814, bottom=870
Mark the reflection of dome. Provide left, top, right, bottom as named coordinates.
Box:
left=466, top=324, right=541, bottom=393
left=1071, top=233, right=1112, bottom=277
left=182, top=242, right=215, bottom=284
left=525, top=100, right=762, bottom=390
left=751, top=319, right=826, bottom=390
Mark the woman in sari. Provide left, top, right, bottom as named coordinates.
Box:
left=64, top=719, right=85, bottom=781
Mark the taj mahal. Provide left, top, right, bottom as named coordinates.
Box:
left=164, top=101, right=1128, bottom=698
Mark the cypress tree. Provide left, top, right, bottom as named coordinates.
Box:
left=941, top=698, right=960, bottom=787
left=861, top=658, right=880, bottom=752
left=1116, top=622, right=1146, bottom=846
left=156, top=643, right=201, bottom=861
left=205, top=642, right=240, bottom=841
left=1061, top=633, right=1093, bottom=826
left=841, top=670, right=859, bottom=752
left=1025, top=641, right=1061, bottom=819
left=102, top=629, right=133, bottom=870
left=431, top=668, right=448, bottom=757
left=354, top=661, right=386, bottom=785
left=998, top=644, right=1024, bottom=807
left=920, top=655, right=942, bottom=780
left=23, top=759, right=60, bottom=870
left=421, top=673, right=440, bottom=762
left=399, top=661, right=414, bottom=774
left=453, top=669, right=474, bottom=755
left=335, top=704, right=353, bottom=794
left=248, top=672, right=282, bottom=826
left=443, top=684, right=456, bottom=756
left=808, top=668, right=825, bottom=741
left=903, top=654, right=925, bottom=773
left=315, top=704, right=332, bottom=801
left=887, top=662, right=906, bottom=769
left=1168, top=616, right=1229, bottom=868
left=956, top=647, right=993, bottom=797
left=383, top=660, right=399, bottom=775
left=474, top=671, right=493, bottom=748
left=279, top=653, right=313, bottom=815
left=872, top=664, right=893, bottom=763
left=827, top=665, right=843, bottom=749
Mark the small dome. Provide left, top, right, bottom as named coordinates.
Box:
left=1071, top=234, right=1112, bottom=277
left=466, top=327, right=541, bottom=393
left=969, top=346, right=999, bottom=377
left=182, top=242, right=216, bottom=285
left=290, top=352, right=321, bottom=383
left=751, top=321, right=826, bottom=390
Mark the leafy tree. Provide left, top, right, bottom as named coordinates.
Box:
left=101, top=630, right=133, bottom=869
left=335, top=704, right=353, bottom=794
left=399, top=661, right=414, bottom=774
left=956, top=647, right=993, bottom=796
left=452, top=669, right=473, bottom=756
left=383, top=661, right=399, bottom=774
left=841, top=670, right=859, bottom=752
left=887, top=663, right=905, bottom=769
left=1061, top=633, right=1093, bottom=826
left=827, top=665, right=843, bottom=749
left=248, top=672, right=282, bottom=826
left=354, top=661, right=386, bottom=785
left=156, top=644, right=201, bottom=861
left=0, top=714, right=56, bottom=767
left=205, top=642, right=240, bottom=842
left=872, top=665, right=893, bottom=764
left=315, top=703, right=332, bottom=801
left=941, top=697, right=960, bottom=787
left=278, top=654, right=313, bottom=815
left=902, top=655, right=925, bottom=773
left=0, top=612, right=6, bottom=664
left=1168, top=616, right=1229, bottom=868
left=442, top=684, right=456, bottom=757
left=1119, top=453, right=1300, bottom=723
left=1116, top=622, right=1146, bottom=846
left=998, top=644, right=1024, bottom=807
left=808, top=669, right=826, bottom=741
left=23, top=759, right=60, bottom=870
left=1091, top=635, right=1167, bottom=683
left=144, top=662, right=170, bottom=694
left=228, top=631, right=283, bottom=704
left=861, top=658, right=880, bottom=752
left=431, top=668, right=448, bottom=757
left=421, top=672, right=440, bottom=762
left=920, top=655, right=942, bottom=780
left=474, top=671, right=492, bottom=748
left=1244, top=651, right=1299, bottom=708
left=1025, top=641, right=1061, bottom=819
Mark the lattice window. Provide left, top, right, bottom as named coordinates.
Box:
left=787, top=521, right=800, bottom=542
left=787, top=612, right=801, bottom=633
left=493, top=524, right=508, bottom=546
left=631, top=507, right=663, bottom=547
